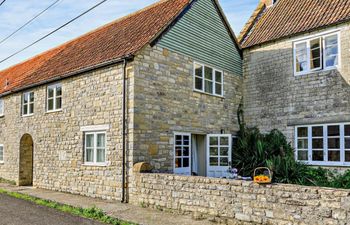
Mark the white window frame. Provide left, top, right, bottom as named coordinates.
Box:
left=173, top=132, right=191, bottom=175
left=83, top=131, right=107, bottom=166
left=193, top=62, right=224, bottom=97
left=22, top=91, right=34, bottom=117
left=0, top=144, right=3, bottom=163
left=295, top=123, right=350, bottom=166
left=293, top=31, right=340, bottom=76
left=0, top=99, right=4, bottom=117
left=47, top=83, right=62, bottom=112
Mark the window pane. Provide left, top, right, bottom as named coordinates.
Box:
left=297, top=150, right=308, bottom=161
left=220, top=137, right=229, bottom=145
left=96, top=148, right=105, bottom=163
left=328, top=138, right=340, bottom=149
left=86, top=148, right=94, bottom=162
left=195, top=77, right=203, bottom=90
left=29, top=92, right=34, bottom=102
left=215, top=71, right=222, bottom=82
left=310, top=38, right=321, bottom=69
left=210, top=147, right=218, bottom=156
left=175, top=147, right=182, bottom=156
left=345, top=125, right=350, bottom=136
left=312, top=151, right=323, bottom=161
left=297, top=127, right=308, bottom=137
left=345, top=138, right=350, bottom=149
left=183, top=136, right=189, bottom=145
left=210, top=137, right=218, bottom=145
left=204, top=66, right=213, bottom=80
left=220, top=147, right=229, bottom=156
left=48, top=87, right=54, bottom=98
left=312, top=138, right=323, bottom=149
left=210, top=157, right=218, bottom=166
left=220, top=157, right=228, bottom=166
left=328, top=125, right=340, bottom=136
left=23, top=93, right=28, bottom=104
left=312, top=126, right=323, bottom=137
left=86, top=134, right=94, bottom=148
left=295, top=42, right=307, bottom=72
left=183, top=147, right=189, bottom=156
left=328, top=151, right=340, bottom=162
left=29, top=103, right=34, bottom=114
left=324, top=35, right=338, bottom=67
left=345, top=151, right=350, bottom=162
left=215, top=83, right=222, bottom=95
left=297, top=139, right=308, bottom=149
left=183, top=158, right=189, bottom=167
left=194, top=64, right=203, bottom=77
left=56, top=97, right=62, bottom=110
left=97, top=134, right=105, bottom=147
left=23, top=105, right=28, bottom=115
left=175, top=158, right=182, bottom=168
left=204, top=80, right=213, bottom=94
left=56, top=85, right=62, bottom=96
left=48, top=99, right=54, bottom=111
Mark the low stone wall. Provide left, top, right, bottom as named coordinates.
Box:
left=130, top=173, right=350, bottom=224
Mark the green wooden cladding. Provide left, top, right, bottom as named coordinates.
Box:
left=157, top=0, right=242, bottom=76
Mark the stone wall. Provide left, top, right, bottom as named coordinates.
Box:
left=131, top=45, right=243, bottom=172
left=0, top=64, right=129, bottom=200
left=130, top=173, right=350, bottom=224
left=243, top=23, right=350, bottom=142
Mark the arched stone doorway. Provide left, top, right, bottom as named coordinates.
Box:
left=19, top=134, right=34, bottom=186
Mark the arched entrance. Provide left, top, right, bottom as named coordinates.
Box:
left=19, top=134, right=34, bottom=186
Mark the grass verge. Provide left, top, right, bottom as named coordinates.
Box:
left=0, top=188, right=135, bottom=225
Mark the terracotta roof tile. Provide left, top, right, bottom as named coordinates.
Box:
left=240, top=0, right=350, bottom=48
left=0, top=0, right=191, bottom=95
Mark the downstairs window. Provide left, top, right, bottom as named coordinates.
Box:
left=296, top=123, right=350, bottom=166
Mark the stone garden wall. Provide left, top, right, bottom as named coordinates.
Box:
left=130, top=173, right=350, bottom=224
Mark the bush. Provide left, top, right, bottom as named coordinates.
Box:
left=233, top=126, right=350, bottom=189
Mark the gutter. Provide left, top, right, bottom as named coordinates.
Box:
left=121, top=58, right=127, bottom=203
left=0, top=55, right=133, bottom=98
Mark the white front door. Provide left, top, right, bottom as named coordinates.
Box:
left=174, top=133, right=191, bottom=175
left=207, top=134, right=232, bottom=178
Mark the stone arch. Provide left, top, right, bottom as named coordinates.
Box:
left=19, top=134, right=34, bottom=186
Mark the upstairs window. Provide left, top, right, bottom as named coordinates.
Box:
left=194, top=62, right=223, bottom=96
left=0, top=99, right=3, bottom=116
left=47, top=83, right=62, bottom=112
left=294, top=32, right=340, bottom=75
left=22, top=91, right=34, bottom=116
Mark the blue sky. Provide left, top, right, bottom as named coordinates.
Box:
left=0, top=0, right=259, bottom=70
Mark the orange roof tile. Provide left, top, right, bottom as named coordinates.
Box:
left=0, top=0, right=191, bottom=96
left=240, top=0, right=350, bottom=48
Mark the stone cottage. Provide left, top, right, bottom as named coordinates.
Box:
left=0, top=0, right=242, bottom=201
left=240, top=0, right=350, bottom=168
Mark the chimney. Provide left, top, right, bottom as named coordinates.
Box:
left=261, top=0, right=277, bottom=7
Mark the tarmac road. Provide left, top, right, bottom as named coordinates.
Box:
left=0, top=193, right=105, bottom=225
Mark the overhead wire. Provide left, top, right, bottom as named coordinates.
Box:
left=0, top=0, right=108, bottom=64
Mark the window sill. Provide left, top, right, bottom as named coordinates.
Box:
left=193, top=89, right=224, bottom=99
left=22, top=114, right=34, bottom=118
left=82, top=163, right=108, bottom=167
left=294, top=66, right=338, bottom=77
left=298, top=161, right=350, bottom=167
left=46, top=109, right=63, bottom=114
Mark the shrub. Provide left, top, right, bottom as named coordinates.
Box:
left=233, top=126, right=350, bottom=189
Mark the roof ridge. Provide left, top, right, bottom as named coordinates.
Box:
left=0, top=0, right=174, bottom=73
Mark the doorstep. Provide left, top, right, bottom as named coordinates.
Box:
left=0, top=183, right=215, bottom=225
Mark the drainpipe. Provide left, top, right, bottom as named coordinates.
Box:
left=121, top=58, right=127, bottom=203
